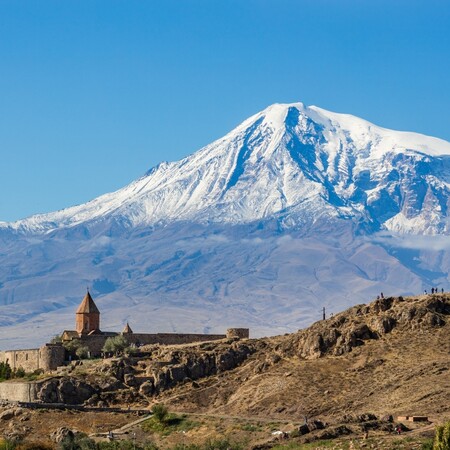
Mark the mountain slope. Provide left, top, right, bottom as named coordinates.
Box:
left=3, top=103, right=450, bottom=235
left=0, top=102, right=450, bottom=349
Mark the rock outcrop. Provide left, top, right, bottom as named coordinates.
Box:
left=38, top=377, right=97, bottom=404
left=281, top=295, right=449, bottom=359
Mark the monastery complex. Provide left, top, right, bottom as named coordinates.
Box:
left=0, top=291, right=249, bottom=373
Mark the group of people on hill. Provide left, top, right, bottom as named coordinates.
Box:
left=424, top=287, right=444, bottom=294
left=375, top=288, right=446, bottom=300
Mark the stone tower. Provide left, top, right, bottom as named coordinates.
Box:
left=75, top=290, right=100, bottom=335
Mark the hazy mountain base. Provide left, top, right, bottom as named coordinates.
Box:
left=1, top=218, right=449, bottom=349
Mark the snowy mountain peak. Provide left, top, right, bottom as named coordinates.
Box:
left=3, top=103, right=450, bottom=235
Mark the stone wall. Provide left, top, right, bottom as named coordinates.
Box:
left=129, top=333, right=227, bottom=346
left=0, top=380, right=41, bottom=402
left=40, top=344, right=65, bottom=371
left=0, top=344, right=65, bottom=373
left=0, top=329, right=250, bottom=373
left=79, top=335, right=110, bottom=356
left=0, top=349, right=41, bottom=372
left=73, top=333, right=229, bottom=357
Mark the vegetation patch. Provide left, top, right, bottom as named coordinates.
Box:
left=142, top=413, right=200, bottom=436
left=239, top=423, right=263, bottom=432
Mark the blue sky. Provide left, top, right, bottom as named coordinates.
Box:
left=0, top=0, right=449, bottom=221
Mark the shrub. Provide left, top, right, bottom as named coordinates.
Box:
left=75, top=345, right=90, bottom=359
left=51, top=335, right=63, bottom=344
left=434, top=421, right=450, bottom=450
left=203, top=439, right=243, bottom=450
left=16, top=442, right=54, bottom=450
left=0, top=439, right=15, bottom=450
left=102, top=335, right=129, bottom=355
left=97, top=440, right=157, bottom=450
left=14, top=367, right=26, bottom=378
left=0, top=361, right=12, bottom=380
left=151, top=403, right=168, bottom=423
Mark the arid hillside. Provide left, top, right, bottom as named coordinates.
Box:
left=0, top=293, right=448, bottom=448
left=154, top=293, right=450, bottom=422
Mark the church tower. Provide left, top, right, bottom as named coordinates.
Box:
left=75, top=290, right=100, bottom=335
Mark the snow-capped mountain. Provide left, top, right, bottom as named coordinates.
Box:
left=4, top=102, right=450, bottom=235
left=1, top=103, right=449, bottom=349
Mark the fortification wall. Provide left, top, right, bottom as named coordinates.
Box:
left=79, top=335, right=109, bottom=356
left=0, top=329, right=250, bottom=371
left=0, top=380, right=40, bottom=402
left=0, top=349, right=41, bottom=372
left=129, top=333, right=227, bottom=346
left=77, top=330, right=248, bottom=356
left=40, top=344, right=65, bottom=371
left=226, top=328, right=250, bottom=339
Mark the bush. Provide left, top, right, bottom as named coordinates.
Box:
left=434, top=421, right=450, bottom=450
left=102, top=335, right=129, bottom=355
left=75, top=345, right=90, bottom=359
left=151, top=404, right=168, bottom=423
left=58, top=432, right=96, bottom=450
left=0, top=361, right=12, bottom=380
left=97, top=441, right=158, bottom=450
left=14, top=367, right=26, bottom=378
left=203, top=439, right=243, bottom=450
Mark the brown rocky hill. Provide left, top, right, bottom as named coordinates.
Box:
left=35, top=293, right=449, bottom=424
left=151, top=293, right=450, bottom=422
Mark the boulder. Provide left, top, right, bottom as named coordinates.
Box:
left=38, top=377, right=97, bottom=404
left=124, top=373, right=137, bottom=386
left=50, top=427, right=74, bottom=443
left=0, top=409, right=15, bottom=421
left=169, top=365, right=187, bottom=383
left=297, top=424, right=310, bottom=435
left=139, top=380, right=154, bottom=396
left=375, top=316, right=396, bottom=334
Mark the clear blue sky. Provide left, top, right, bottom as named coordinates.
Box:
left=0, top=0, right=449, bottom=222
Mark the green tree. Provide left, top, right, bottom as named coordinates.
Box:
left=102, top=335, right=129, bottom=355
left=14, top=367, right=26, bottom=378
left=75, top=345, right=90, bottom=359
left=0, top=361, right=12, bottom=380
left=63, top=339, right=82, bottom=354
left=434, top=421, right=450, bottom=450
left=151, top=403, right=168, bottom=423
left=50, top=334, right=63, bottom=344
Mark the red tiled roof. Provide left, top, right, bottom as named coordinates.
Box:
left=76, top=291, right=100, bottom=314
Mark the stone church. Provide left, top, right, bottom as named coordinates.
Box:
left=0, top=291, right=249, bottom=373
